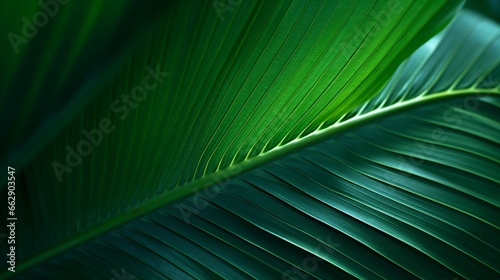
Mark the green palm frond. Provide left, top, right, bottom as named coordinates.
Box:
left=2, top=0, right=500, bottom=279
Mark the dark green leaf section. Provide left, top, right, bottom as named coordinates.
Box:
left=466, top=0, right=500, bottom=22
left=0, top=1, right=175, bottom=172
left=1, top=0, right=462, bottom=272
left=19, top=95, right=500, bottom=280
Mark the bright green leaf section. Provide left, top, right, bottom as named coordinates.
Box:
left=10, top=9, right=499, bottom=279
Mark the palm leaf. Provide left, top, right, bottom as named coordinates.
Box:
left=4, top=1, right=499, bottom=279
left=0, top=1, right=174, bottom=170
left=11, top=8, right=500, bottom=279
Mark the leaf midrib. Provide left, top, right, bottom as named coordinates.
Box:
left=13, top=87, right=500, bottom=276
